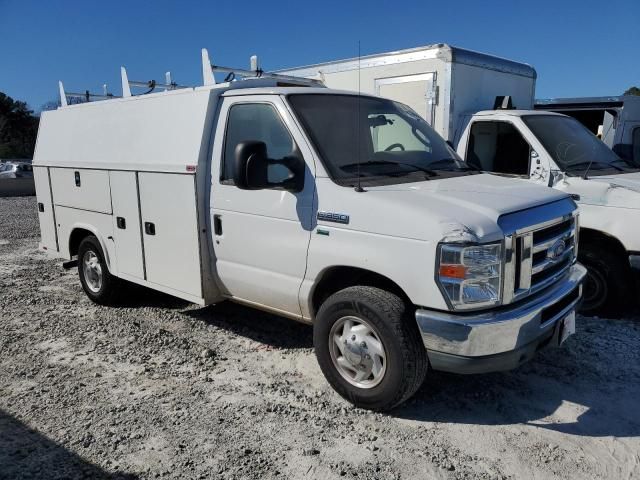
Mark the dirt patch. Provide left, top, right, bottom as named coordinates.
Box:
left=1, top=196, right=639, bottom=479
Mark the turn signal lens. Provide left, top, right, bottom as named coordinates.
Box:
left=439, top=264, right=467, bottom=279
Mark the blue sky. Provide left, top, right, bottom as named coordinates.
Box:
left=1, top=0, right=638, bottom=111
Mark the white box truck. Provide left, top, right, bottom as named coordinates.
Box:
left=282, top=44, right=640, bottom=315
left=33, top=50, right=585, bottom=410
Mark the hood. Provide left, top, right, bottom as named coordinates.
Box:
left=557, top=172, right=640, bottom=208
left=316, top=174, right=570, bottom=243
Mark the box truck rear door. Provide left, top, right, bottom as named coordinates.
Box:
left=375, top=73, right=436, bottom=125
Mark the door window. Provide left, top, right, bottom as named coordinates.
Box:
left=222, top=103, right=296, bottom=184
left=467, top=121, right=531, bottom=175
left=633, top=127, right=640, bottom=165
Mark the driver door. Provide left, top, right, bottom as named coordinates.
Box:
left=209, top=96, right=316, bottom=317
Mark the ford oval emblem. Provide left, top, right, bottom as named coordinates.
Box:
left=547, top=239, right=566, bottom=261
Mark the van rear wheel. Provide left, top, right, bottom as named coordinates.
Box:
left=314, top=286, right=428, bottom=411
left=77, top=235, right=119, bottom=305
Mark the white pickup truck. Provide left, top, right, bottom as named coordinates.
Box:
left=455, top=109, right=640, bottom=315
left=281, top=44, right=639, bottom=315
left=33, top=51, right=585, bottom=410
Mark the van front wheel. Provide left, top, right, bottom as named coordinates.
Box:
left=313, top=286, right=427, bottom=411
left=77, top=235, right=119, bottom=305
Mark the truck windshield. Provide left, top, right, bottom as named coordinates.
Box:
left=522, top=115, right=638, bottom=177
left=288, top=94, right=475, bottom=187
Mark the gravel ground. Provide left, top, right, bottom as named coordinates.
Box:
left=1, top=196, right=639, bottom=480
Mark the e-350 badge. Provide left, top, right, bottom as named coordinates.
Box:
left=317, top=211, right=350, bottom=224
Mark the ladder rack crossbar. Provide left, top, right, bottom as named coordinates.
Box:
left=127, top=80, right=189, bottom=90
left=210, top=64, right=322, bottom=85
left=65, top=91, right=120, bottom=99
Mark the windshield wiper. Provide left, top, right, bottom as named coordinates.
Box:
left=566, top=161, right=624, bottom=178
left=425, top=158, right=481, bottom=173
left=341, top=160, right=438, bottom=177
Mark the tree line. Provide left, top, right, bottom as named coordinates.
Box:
left=0, top=92, right=39, bottom=159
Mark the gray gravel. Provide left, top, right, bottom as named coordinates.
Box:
left=1, top=196, right=639, bottom=480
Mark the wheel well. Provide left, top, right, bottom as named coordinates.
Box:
left=68, top=228, right=94, bottom=258
left=579, top=227, right=628, bottom=259
left=310, top=267, right=410, bottom=318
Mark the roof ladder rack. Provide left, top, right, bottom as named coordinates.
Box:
left=200, top=48, right=323, bottom=87
left=120, top=67, right=190, bottom=97
left=58, top=81, right=119, bottom=106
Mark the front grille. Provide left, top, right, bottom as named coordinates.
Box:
left=504, top=215, right=577, bottom=303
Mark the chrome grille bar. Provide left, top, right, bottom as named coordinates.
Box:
left=531, top=246, right=575, bottom=274
left=532, top=225, right=574, bottom=254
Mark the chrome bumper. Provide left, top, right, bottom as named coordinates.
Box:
left=416, top=263, right=587, bottom=373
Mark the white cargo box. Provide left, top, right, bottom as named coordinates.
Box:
left=279, top=43, right=537, bottom=142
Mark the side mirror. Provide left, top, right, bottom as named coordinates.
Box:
left=234, top=141, right=269, bottom=190
left=233, top=141, right=304, bottom=192
left=548, top=169, right=565, bottom=187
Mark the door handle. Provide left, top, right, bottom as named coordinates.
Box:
left=74, top=171, right=81, bottom=187
left=144, top=222, right=156, bottom=235
left=116, top=217, right=126, bottom=229
left=213, top=215, right=223, bottom=236
left=38, top=202, right=45, bottom=212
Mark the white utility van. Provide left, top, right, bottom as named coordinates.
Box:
left=282, top=44, right=640, bottom=315
left=33, top=50, right=585, bottom=410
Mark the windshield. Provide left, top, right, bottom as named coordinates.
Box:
left=522, top=115, right=638, bottom=177
left=288, top=94, right=475, bottom=187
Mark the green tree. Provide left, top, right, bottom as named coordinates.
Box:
left=0, top=92, right=38, bottom=159
left=624, top=86, right=640, bottom=96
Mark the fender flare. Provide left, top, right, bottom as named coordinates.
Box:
left=68, top=223, right=117, bottom=275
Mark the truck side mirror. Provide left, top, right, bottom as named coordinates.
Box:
left=233, top=141, right=304, bottom=192
left=234, top=141, right=269, bottom=190
left=548, top=169, right=565, bottom=187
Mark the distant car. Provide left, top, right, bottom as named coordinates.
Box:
left=0, top=162, right=34, bottom=179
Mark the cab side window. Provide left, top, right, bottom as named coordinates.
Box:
left=222, top=103, right=296, bottom=184
left=467, top=121, right=531, bottom=175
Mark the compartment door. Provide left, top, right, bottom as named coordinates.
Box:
left=50, top=168, right=112, bottom=214
left=138, top=172, right=202, bottom=298
left=109, top=171, right=144, bottom=279
left=33, top=166, right=58, bottom=251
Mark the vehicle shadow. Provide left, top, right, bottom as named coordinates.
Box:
left=394, top=317, right=640, bottom=438
left=0, top=409, right=137, bottom=479
left=185, top=301, right=314, bottom=350
left=110, top=281, right=192, bottom=310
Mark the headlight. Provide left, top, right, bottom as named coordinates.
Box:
left=436, top=242, right=503, bottom=310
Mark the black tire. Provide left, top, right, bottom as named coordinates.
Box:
left=578, top=241, right=632, bottom=317
left=313, top=286, right=428, bottom=411
left=77, top=235, right=119, bottom=305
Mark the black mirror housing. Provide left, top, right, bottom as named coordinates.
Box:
left=234, top=141, right=268, bottom=190
left=233, top=140, right=305, bottom=192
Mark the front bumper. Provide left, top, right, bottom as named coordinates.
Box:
left=416, top=263, right=587, bottom=374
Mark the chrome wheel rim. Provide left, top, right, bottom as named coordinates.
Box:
left=582, top=266, right=607, bottom=312
left=329, top=316, right=387, bottom=389
left=82, top=250, right=103, bottom=293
